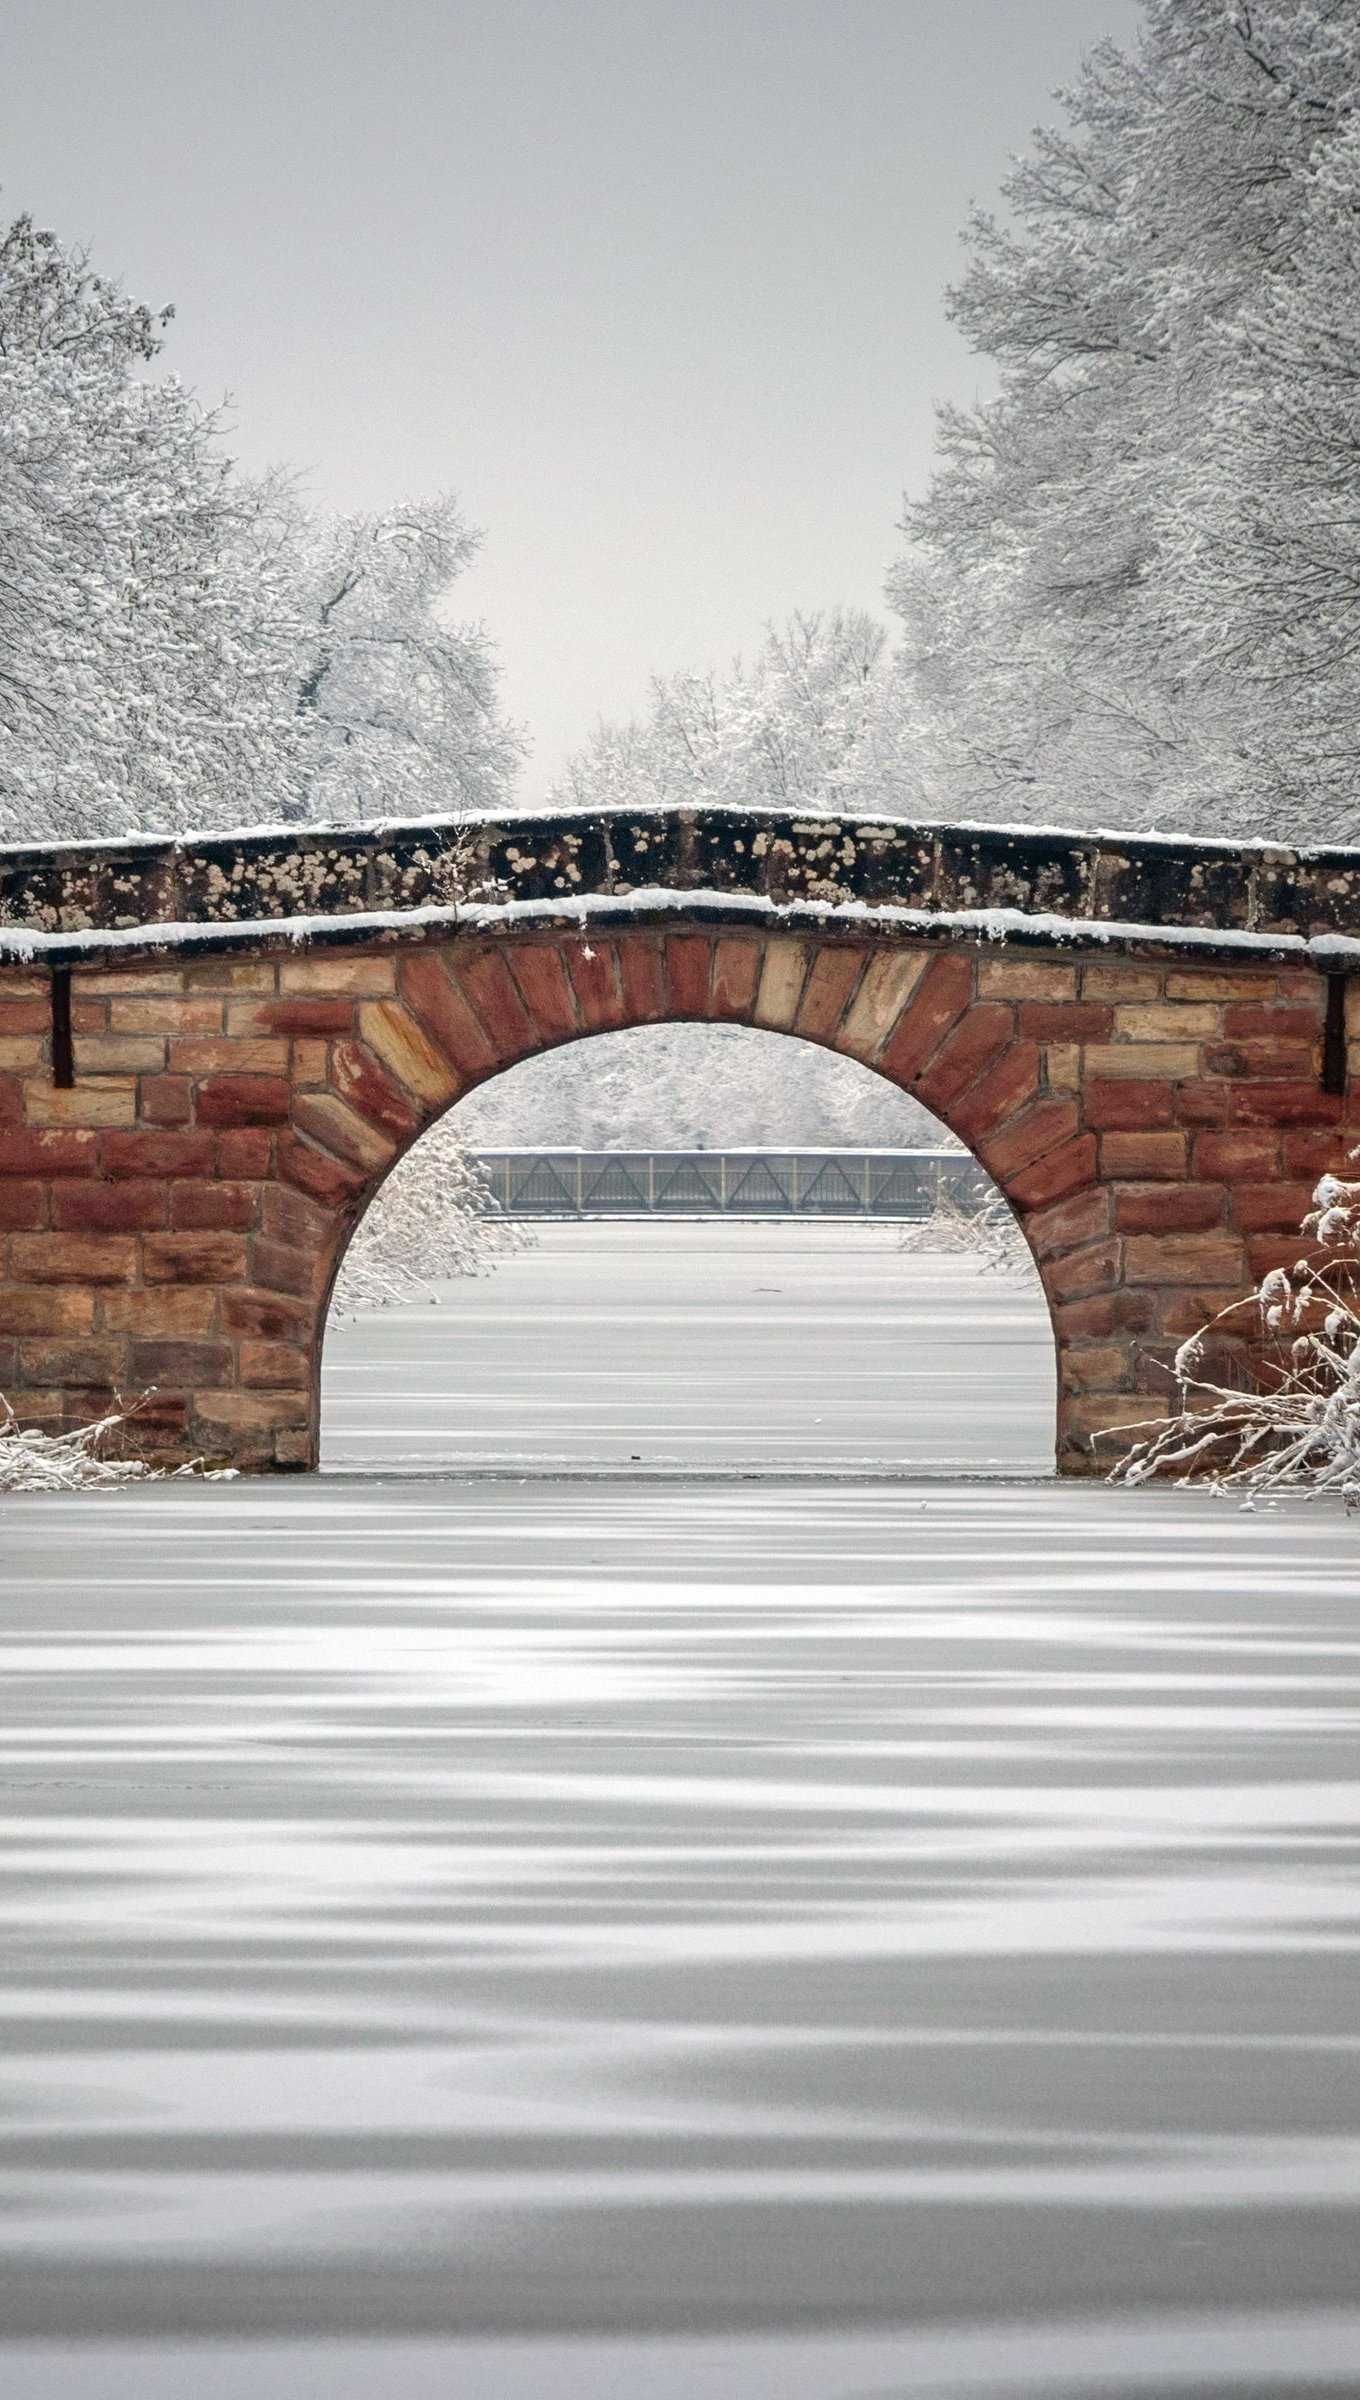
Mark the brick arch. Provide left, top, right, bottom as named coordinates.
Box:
left=306, top=924, right=1132, bottom=1477
left=1, top=916, right=1339, bottom=1474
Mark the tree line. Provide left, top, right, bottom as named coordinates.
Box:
left=5, top=4, right=1358, bottom=850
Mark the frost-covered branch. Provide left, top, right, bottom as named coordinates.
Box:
left=329, top=1113, right=530, bottom=1317
left=1113, top=1159, right=1360, bottom=1500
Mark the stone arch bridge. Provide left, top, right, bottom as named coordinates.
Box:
left=1, top=805, right=1357, bottom=1475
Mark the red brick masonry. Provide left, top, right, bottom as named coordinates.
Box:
left=0, top=925, right=1352, bottom=1471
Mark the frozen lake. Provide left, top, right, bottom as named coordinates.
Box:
left=321, top=1222, right=1057, bottom=1475
left=2, top=1226, right=1359, bottom=2397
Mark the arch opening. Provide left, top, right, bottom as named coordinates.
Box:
left=320, top=1014, right=1056, bottom=1477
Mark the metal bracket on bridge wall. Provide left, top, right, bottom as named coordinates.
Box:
left=1323, top=972, right=1348, bottom=1097
left=49, top=964, right=73, bottom=1088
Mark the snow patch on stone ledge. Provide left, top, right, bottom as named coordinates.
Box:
left=0, top=799, right=1350, bottom=865
left=2, top=883, right=1358, bottom=969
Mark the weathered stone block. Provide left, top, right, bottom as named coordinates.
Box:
left=1083, top=1044, right=1199, bottom=1081
left=1018, top=1003, right=1112, bottom=1041
left=1114, top=1185, right=1223, bottom=1235
left=170, top=1036, right=290, bottom=1076
left=111, top=997, right=223, bottom=1035
left=914, top=1001, right=1013, bottom=1111
left=329, top=1042, right=421, bottom=1143
left=836, top=950, right=928, bottom=1060
left=950, top=1043, right=1041, bottom=1143
left=753, top=940, right=810, bottom=1032
left=1080, top=965, right=1162, bottom=1002
left=1061, top=1345, right=1132, bottom=1393
left=507, top=945, right=579, bottom=1043
left=170, top=1182, right=260, bottom=1232
left=1023, top=1184, right=1113, bottom=1260
left=1192, top=1130, right=1281, bottom=1180
left=17, top=1337, right=125, bottom=1387
left=0, top=1287, right=96, bottom=1335
left=195, top=1075, right=292, bottom=1127
left=11, top=1233, right=137, bottom=1284
left=101, top=1288, right=219, bottom=1336
left=73, top=1035, right=167, bottom=1075
left=0, top=1128, right=95, bottom=1177
left=0, top=1180, right=47, bottom=1230
left=356, top=1001, right=461, bottom=1108
left=1098, top=1132, right=1188, bottom=1180
left=1044, top=1239, right=1121, bottom=1302
left=52, top=1180, right=167, bottom=1232
left=794, top=946, right=863, bottom=1043
left=100, top=1129, right=214, bottom=1177
left=277, top=1131, right=366, bottom=1208
left=666, top=934, right=712, bottom=1017
left=1205, top=1039, right=1317, bottom=1081
left=140, top=1076, right=195, bottom=1126
left=879, top=953, right=974, bottom=1085
left=1230, top=1181, right=1317, bottom=1233
left=562, top=940, right=625, bottom=1032
left=709, top=938, right=761, bottom=1023
left=279, top=955, right=395, bottom=996
left=227, top=999, right=353, bottom=1037
left=25, top=1082, right=137, bottom=1128
left=194, top=1389, right=310, bottom=1431
left=292, top=1092, right=395, bottom=1172
left=239, top=1340, right=310, bottom=1389
left=129, top=1339, right=234, bottom=1388
left=1009, top=1133, right=1097, bottom=1209
left=614, top=937, right=668, bottom=1024
left=978, top=960, right=1075, bottom=1001
left=398, top=953, right=500, bottom=1077
left=1124, top=1233, right=1246, bottom=1286
left=1113, top=1004, right=1219, bottom=1041
left=453, top=950, right=536, bottom=1059
left=220, top=1288, right=310, bottom=1340
left=142, top=1233, right=248, bottom=1285
left=984, top=1098, right=1080, bottom=1180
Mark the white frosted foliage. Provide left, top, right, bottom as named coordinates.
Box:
left=330, top=1112, right=529, bottom=1316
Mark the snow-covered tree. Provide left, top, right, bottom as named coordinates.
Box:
left=0, top=214, right=523, bottom=841
left=892, top=1, right=1360, bottom=843
left=559, top=609, right=926, bottom=819
left=455, top=1020, right=942, bottom=1152
left=330, top=1111, right=527, bottom=1314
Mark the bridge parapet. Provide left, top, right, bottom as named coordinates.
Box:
left=3, top=805, right=1360, bottom=950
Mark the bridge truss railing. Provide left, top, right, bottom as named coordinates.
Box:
left=471, top=1148, right=988, bottom=1219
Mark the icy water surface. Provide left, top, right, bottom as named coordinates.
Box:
left=2, top=1236, right=1359, bottom=2396
left=320, top=1223, right=1056, bottom=1474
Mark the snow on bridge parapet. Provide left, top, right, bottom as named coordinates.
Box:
left=3, top=805, right=1360, bottom=954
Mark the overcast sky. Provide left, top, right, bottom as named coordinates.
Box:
left=1, top=0, right=1139, bottom=796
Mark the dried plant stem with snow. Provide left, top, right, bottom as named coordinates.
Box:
left=329, top=1113, right=529, bottom=1315
left=1113, top=1167, right=1360, bottom=1501
left=898, top=1186, right=1030, bottom=1277
left=0, top=1399, right=161, bottom=1492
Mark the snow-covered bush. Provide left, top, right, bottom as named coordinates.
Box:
left=0, top=1399, right=203, bottom=1491
left=1115, top=1162, right=1360, bottom=1500
left=329, top=1112, right=529, bottom=1316
left=898, top=1185, right=1030, bottom=1277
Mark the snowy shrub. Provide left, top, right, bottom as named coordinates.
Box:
left=329, top=1112, right=529, bottom=1316
left=1114, top=1162, right=1360, bottom=1500
left=898, top=1185, right=1030, bottom=1277
left=0, top=1399, right=227, bottom=1491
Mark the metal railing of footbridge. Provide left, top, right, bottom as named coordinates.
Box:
left=470, top=1148, right=988, bottom=1220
